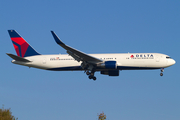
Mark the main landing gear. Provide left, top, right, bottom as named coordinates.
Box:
left=160, top=68, right=164, bottom=76
left=86, top=71, right=96, bottom=81
left=89, top=74, right=96, bottom=80
left=82, top=62, right=97, bottom=80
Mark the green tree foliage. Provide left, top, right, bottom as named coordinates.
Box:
left=98, top=112, right=106, bottom=120
left=0, top=106, right=18, bottom=120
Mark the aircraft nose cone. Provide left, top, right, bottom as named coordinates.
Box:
left=168, top=59, right=176, bottom=66
left=166, top=59, right=176, bottom=67
left=172, top=59, right=176, bottom=65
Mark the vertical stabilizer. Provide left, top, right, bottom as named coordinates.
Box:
left=8, top=30, right=40, bottom=57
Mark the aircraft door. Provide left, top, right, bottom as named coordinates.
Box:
left=156, top=56, right=160, bottom=62
left=42, top=57, right=46, bottom=64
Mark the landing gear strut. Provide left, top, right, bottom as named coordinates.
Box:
left=86, top=71, right=90, bottom=75
left=160, top=68, right=164, bottom=76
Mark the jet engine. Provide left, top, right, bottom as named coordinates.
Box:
left=101, top=70, right=119, bottom=76
left=97, top=61, right=117, bottom=69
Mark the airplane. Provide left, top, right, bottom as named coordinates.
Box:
left=6, top=30, right=176, bottom=80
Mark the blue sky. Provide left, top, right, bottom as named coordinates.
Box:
left=1, top=0, right=180, bottom=120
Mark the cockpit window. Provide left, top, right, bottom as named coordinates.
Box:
left=166, top=56, right=171, bottom=59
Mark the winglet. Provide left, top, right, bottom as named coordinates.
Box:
left=51, top=31, right=65, bottom=45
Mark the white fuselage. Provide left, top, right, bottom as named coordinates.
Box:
left=12, top=53, right=176, bottom=71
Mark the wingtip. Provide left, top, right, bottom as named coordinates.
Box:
left=51, top=31, right=65, bottom=45
left=50, top=31, right=54, bottom=34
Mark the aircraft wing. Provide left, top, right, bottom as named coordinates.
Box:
left=51, top=31, right=103, bottom=64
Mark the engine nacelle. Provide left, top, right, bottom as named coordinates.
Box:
left=98, top=61, right=117, bottom=69
left=101, top=70, right=119, bottom=76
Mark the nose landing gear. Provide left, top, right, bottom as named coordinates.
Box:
left=160, top=68, right=164, bottom=76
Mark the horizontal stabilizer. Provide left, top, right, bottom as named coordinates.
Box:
left=6, top=53, right=31, bottom=62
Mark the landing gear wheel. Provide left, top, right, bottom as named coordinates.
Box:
left=93, top=77, right=96, bottom=81
left=88, top=75, right=97, bottom=80
left=89, top=75, right=92, bottom=79
left=160, top=73, right=163, bottom=76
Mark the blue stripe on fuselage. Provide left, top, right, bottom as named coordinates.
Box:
left=47, top=66, right=160, bottom=71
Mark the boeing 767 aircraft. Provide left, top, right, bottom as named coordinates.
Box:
left=7, top=30, right=176, bottom=80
